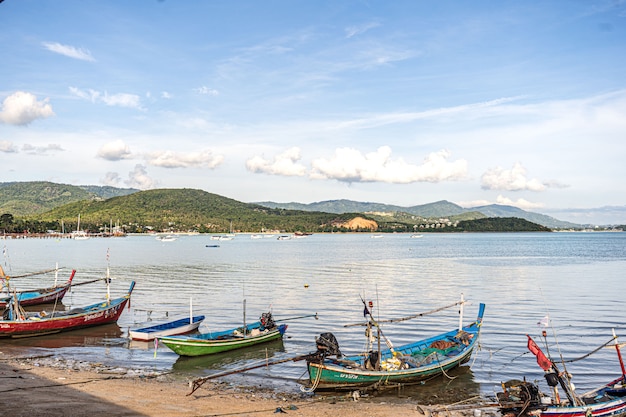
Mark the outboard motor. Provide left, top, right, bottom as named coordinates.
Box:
left=260, top=312, right=276, bottom=330
left=315, top=332, right=342, bottom=358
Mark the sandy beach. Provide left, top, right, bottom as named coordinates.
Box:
left=0, top=352, right=495, bottom=417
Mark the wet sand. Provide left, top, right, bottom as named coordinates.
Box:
left=0, top=352, right=495, bottom=417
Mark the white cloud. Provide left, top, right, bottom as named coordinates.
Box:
left=194, top=86, right=219, bottom=96
left=145, top=149, right=224, bottom=169
left=246, top=147, right=307, bottom=176
left=459, top=195, right=544, bottom=210
left=22, top=143, right=64, bottom=155
left=495, top=195, right=545, bottom=210
left=161, top=91, right=172, bottom=99
left=481, top=162, right=547, bottom=192
left=42, top=42, right=95, bottom=62
left=0, top=141, right=18, bottom=153
left=125, top=164, right=158, bottom=190
left=0, top=92, right=55, bottom=126
left=345, top=22, right=381, bottom=38
left=101, top=172, right=121, bottom=186
left=97, top=140, right=133, bottom=161
left=310, top=147, right=468, bottom=183
left=69, top=87, right=143, bottom=110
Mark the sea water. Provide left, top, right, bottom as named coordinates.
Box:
left=1, top=232, right=624, bottom=399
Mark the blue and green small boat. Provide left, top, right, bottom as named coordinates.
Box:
left=305, top=300, right=485, bottom=390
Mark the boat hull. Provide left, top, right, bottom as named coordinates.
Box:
left=159, top=323, right=288, bottom=356
left=129, top=315, right=206, bottom=341
left=0, top=270, right=75, bottom=307
left=540, top=399, right=626, bottom=417
left=0, top=282, right=134, bottom=338
left=307, top=344, right=474, bottom=388
left=306, top=303, right=485, bottom=390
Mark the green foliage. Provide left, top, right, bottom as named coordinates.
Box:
left=0, top=181, right=137, bottom=216
left=33, top=188, right=363, bottom=234
left=454, top=217, right=551, bottom=232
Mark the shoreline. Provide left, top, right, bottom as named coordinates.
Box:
left=0, top=352, right=496, bottom=417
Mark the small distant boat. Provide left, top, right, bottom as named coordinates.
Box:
left=250, top=234, right=263, bottom=239
left=130, top=315, right=206, bottom=341
left=205, top=244, right=220, bottom=248
left=294, top=232, right=313, bottom=238
left=277, top=235, right=291, bottom=240
left=72, top=214, right=90, bottom=240
left=370, top=234, right=383, bottom=239
left=0, top=281, right=135, bottom=338
left=410, top=234, right=423, bottom=238
left=0, top=267, right=76, bottom=308
left=156, top=235, right=178, bottom=242
left=159, top=312, right=287, bottom=357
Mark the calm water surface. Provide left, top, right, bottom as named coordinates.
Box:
left=1, top=232, right=625, bottom=400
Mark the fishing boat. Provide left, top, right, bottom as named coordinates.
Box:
left=497, top=329, right=626, bottom=417
left=303, top=297, right=485, bottom=390
left=159, top=312, right=287, bottom=357
left=129, top=315, right=205, bottom=341
left=0, top=266, right=76, bottom=307
left=0, top=281, right=135, bottom=338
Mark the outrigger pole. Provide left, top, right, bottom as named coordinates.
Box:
left=187, top=353, right=312, bottom=396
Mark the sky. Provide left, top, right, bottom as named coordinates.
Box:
left=1, top=1, right=626, bottom=225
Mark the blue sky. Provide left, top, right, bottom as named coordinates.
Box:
left=1, top=1, right=625, bottom=224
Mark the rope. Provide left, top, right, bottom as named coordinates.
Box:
left=299, top=362, right=323, bottom=393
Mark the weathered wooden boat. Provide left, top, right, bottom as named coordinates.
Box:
left=497, top=330, right=626, bottom=417
left=304, top=298, right=485, bottom=390
left=0, top=269, right=76, bottom=307
left=0, top=281, right=135, bottom=338
left=130, top=315, right=206, bottom=341
left=159, top=312, right=287, bottom=357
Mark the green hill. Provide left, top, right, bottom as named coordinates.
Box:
left=0, top=181, right=136, bottom=216
left=34, top=188, right=362, bottom=234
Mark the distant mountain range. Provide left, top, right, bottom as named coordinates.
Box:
left=254, top=199, right=580, bottom=229
left=0, top=181, right=619, bottom=229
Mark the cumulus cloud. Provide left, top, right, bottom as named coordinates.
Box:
left=97, top=140, right=133, bottom=161
left=69, top=87, right=143, bottom=110
left=0, top=141, right=18, bottom=153
left=0, top=92, right=55, bottom=126
left=22, top=143, right=64, bottom=155
left=311, top=147, right=468, bottom=183
left=246, top=147, right=307, bottom=176
left=481, top=162, right=547, bottom=192
left=101, top=172, right=122, bottom=186
left=42, top=42, right=95, bottom=62
left=495, top=195, right=545, bottom=210
left=459, top=195, right=544, bottom=210
left=125, top=164, right=158, bottom=189
left=145, top=149, right=224, bottom=169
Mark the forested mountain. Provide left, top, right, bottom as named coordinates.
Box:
left=0, top=181, right=580, bottom=231
left=32, top=188, right=363, bottom=234
left=0, top=181, right=137, bottom=216
left=256, top=199, right=578, bottom=229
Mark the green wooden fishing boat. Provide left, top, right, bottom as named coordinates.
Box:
left=158, top=313, right=287, bottom=357
left=304, top=300, right=485, bottom=390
